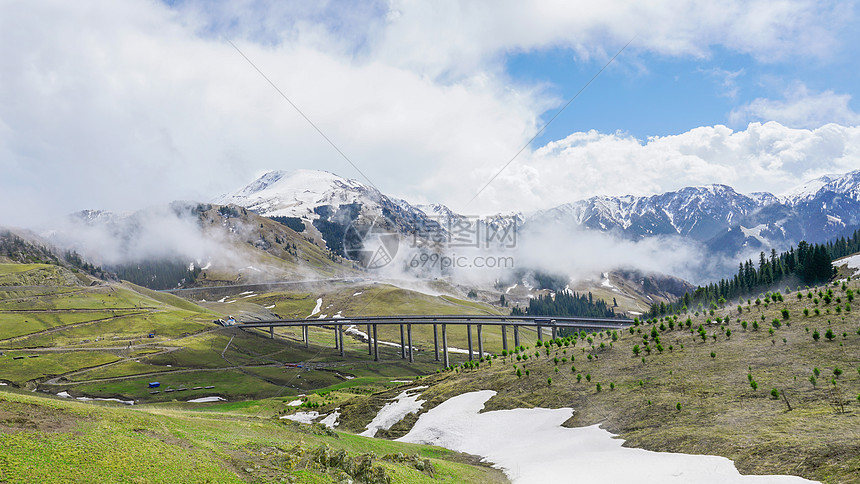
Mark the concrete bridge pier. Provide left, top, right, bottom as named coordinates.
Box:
left=400, top=324, right=406, bottom=359
left=367, top=324, right=372, bottom=355
left=467, top=324, right=473, bottom=361
left=270, top=326, right=274, bottom=339
left=373, top=324, right=379, bottom=361
left=477, top=324, right=483, bottom=359
left=551, top=326, right=557, bottom=340
left=442, top=324, right=449, bottom=368
left=501, top=324, right=507, bottom=351
left=514, top=325, right=520, bottom=347
left=407, top=324, right=414, bottom=363
left=433, top=323, right=439, bottom=361
left=303, top=326, right=309, bottom=348
left=334, top=326, right=339, bottom=349
left=537, top=324, right=543, bottom=342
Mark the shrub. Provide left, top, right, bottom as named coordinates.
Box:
left=547, top=377, right=552, bottom=385
left=595, top=382, right=601, bottom=392
left=676, top=402, right=682, bottom=411
left=585, top=373, right=592, bottom=382
left=834, top=367, right=843, bottom=378
left=610, top=382, right=615, bottom=390
left=750, top=380, right=758, bottom=391
left=809, top=375, right=817, bottom=387
left=576, top=373, right=582, bottom=383
left=812, top=329, right=820, bottom=342
left=770, top=388, right=780, bottom=399
left=825, top=328, right=835, bottom=341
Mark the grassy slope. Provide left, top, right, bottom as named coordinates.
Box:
left=0, top=266, right=521, bottom=406
left=336, top=279, right=860, bottom=483
left=0, top=389, right=506, bottom=483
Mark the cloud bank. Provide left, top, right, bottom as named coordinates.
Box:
left=0, top=0, right=857, bottom=227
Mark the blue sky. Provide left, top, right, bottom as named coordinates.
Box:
left=2, top=0, right=860, bottom=224
left=509, top=43, right=860, bottom=145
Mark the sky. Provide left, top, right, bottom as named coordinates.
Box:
left=2, top=0, right=860, bottom=227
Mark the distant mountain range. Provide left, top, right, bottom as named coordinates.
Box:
left=218, top=169, right=860, bottom=262
left=530, top=170, right=860, bottom=256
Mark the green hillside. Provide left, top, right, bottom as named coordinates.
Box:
left=333, top=276, right=860, bottom=483
left=0, top=389, right=505, bottom=483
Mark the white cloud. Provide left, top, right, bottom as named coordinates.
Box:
left=375, top=0, right=850, bottom=77
left=700, top=67, right=745, bottom=99
left=729, top=83, right=860, bottom=129
left=0, top=0, right=856, bottom=228
left=453, top=122, right=860, bottom=214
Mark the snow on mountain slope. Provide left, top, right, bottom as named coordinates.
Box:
left=214, top=169, right=379, bottom=219
left=529, top=184, right=760, bottom=241
left=780, top=170, right=860, bottom=205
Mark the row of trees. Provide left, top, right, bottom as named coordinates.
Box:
left=511, top=290, right=616, bottom=318
left=649, top=235, right=855, bottom=317
left=110, top=260, right=202, bottom=290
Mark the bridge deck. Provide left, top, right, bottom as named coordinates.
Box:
left=237, top=315, right=633, bottom=367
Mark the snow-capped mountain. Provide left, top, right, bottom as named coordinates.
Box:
left=528, top=184, right=761, bottom=242
left=527, top=170, right=860, bottom=255
left=215, top=170, right=445, bottom=255
left=214, top=169, right=379, bottom=219
left=780, top=170, right=860, bottom=205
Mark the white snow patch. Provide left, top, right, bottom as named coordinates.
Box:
left=319, top=410, right=340, bottom=428
left=505, top=283, right=518, bottom=294
left=333, top=311, right=343, bottom=318
left=265, top=304, right=276, bottom=309
left=360, top=386, right=427, bottom=437
left=217, top=296, right=229, bottom=303
left=397, top=391, right=817, bottom=484
left=287, top=400, right=302, bottom=407
left=601, top=272, right=616, bottom=289
left=225, top=300, right=236, bottom=304
left=77, top=396, right=135, bottom=405
left=187, top=396, right=226, bottom=403
left=0, top=382, right=7, bottom=386
left=739, top=224, right=770, bottom=245
left=281, top=411, right=320, bottom=424
left=309, top=298, right=322, bottom=317
left=352, top=291, right=363, bottom=296
left=59, top=391, right=134, bottom=405
left=390, top=380, right=413, bottom=383
left=201, top=262, right=212, bottom=270
left=239, top=291, right=254, bottom=295
left=835, top=254, right=860, bottom=270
